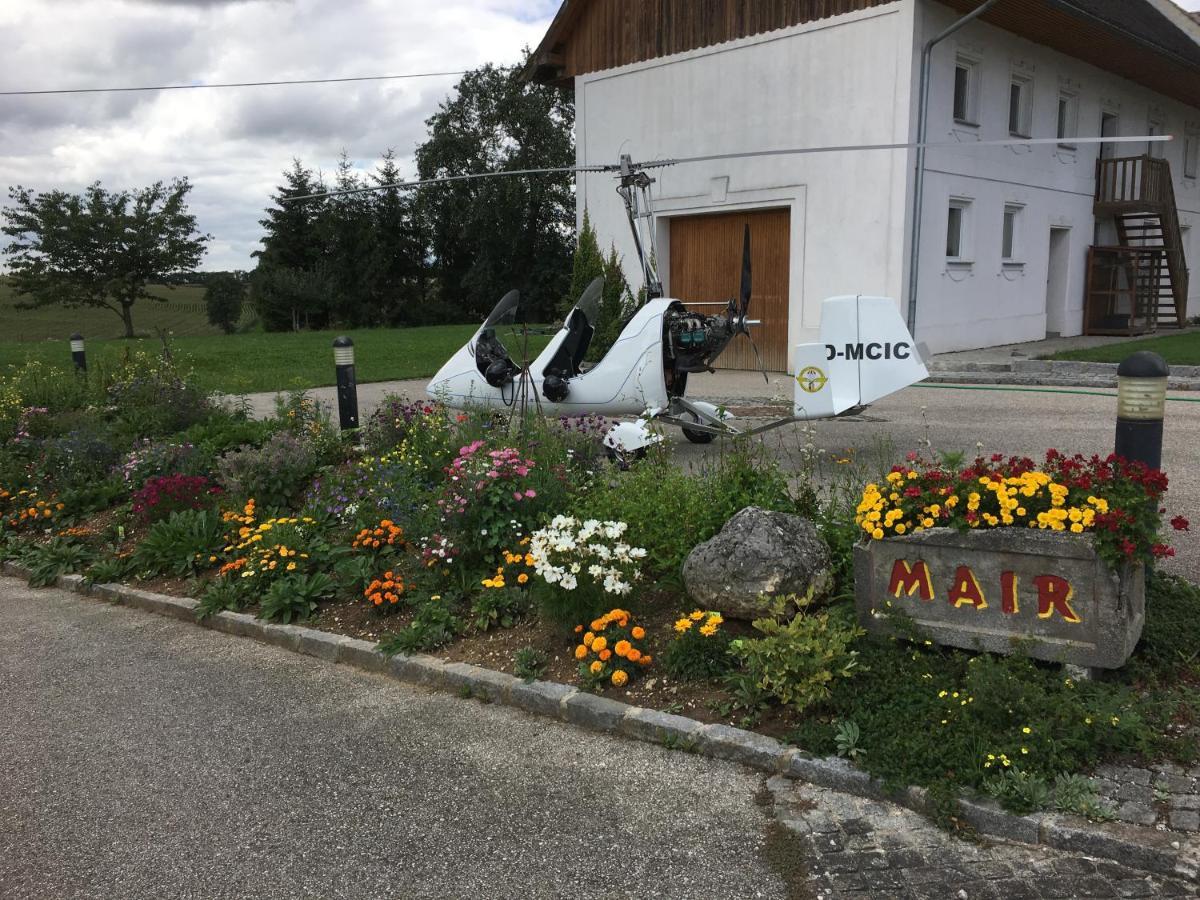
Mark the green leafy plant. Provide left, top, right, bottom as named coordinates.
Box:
left=470, top=587, right=530, bottom=632
left=215, top=431, right=318, bottom=511
left=377, top=596, right=462, bottom=654
left=663, top=609, right=733, bottom=681
left=1052, top=773, right=1114, bottom=821
left=196, top=577, right=250, bottom=620
left=83, top=555, right=135, bottom=586
left=258, top=571, right=335, bottom=623
left=132, top=508, right=222, bottom=577
left=513, top=647, right=548, bottom=683
left=834, top=720, right=865, bottom=760
left=24, top=538, right=94, bottom=587
left=982, top=767, right=1052, bottom=814
left=728, top=595, right=864, bottom=714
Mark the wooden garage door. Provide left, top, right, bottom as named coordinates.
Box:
left=669, top=208, right=790, bottom=372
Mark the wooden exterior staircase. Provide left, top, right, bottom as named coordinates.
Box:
left=1085, top=155, right=1189, bottom=335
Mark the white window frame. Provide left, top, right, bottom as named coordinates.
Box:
left=1099, top=110, right=1120, bottom=160
left=1056, top=91, right=1078, bottom=148
left=1008, top=73, right=1033, bottom=138
left=1148, top=118, right=1165, bottom=159
left=946, top=198, right=973, bottom=264
left=1001, top=204, right=1024, bottom=264
left=1185, top=132, right=1199, bottom=180
left=953, top=54, right=981, bottom=126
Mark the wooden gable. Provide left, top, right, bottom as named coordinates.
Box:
left=526, top=0, right=895, bottom=85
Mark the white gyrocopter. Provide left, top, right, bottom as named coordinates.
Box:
left=426, top=155, right=928, bottom=452
left=291, top=135, right=1162, bottom=451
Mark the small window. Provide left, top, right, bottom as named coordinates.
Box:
left=1186, top=134, right=1199, bottom=179
left=953, top=56, right=978, bottom=124
left=1056, top=93, right=1078, bottom=146
left=1100, top=112, right=1119, bottom=159
left=1148, top=119, right=1165, bottom=159
left=1002, top=205, right=1022, bottom=262
left=947, top=199, right=971, bottom=261
left=1008, top=75, right=1032, bottom=137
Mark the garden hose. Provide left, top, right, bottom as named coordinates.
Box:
left=915, top=383, right=1200, bottom=404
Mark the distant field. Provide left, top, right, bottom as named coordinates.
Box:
left=0, top=323, right=552, bottom=395
left=1048, top=331, right=1200, bottom=366
left=0, top=281, right=229, bottom=341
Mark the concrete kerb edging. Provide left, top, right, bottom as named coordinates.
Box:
left=10, top=562, right=1196, bottom=883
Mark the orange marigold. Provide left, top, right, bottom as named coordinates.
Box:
left=614, top=640, right=632, bottom=658
left=630, top=626, right=645, bottom=640
left=611, top=670, right=629, bottom=687
left=574, top=644, right=589, bottom=660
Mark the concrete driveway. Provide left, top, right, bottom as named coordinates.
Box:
left=0, top=581, right=786, bottom=900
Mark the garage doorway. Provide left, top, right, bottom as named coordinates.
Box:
left=668, top=208, right=790, bottom=371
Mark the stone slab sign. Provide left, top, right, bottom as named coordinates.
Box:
left=853, top=528, right=1144, bottom=669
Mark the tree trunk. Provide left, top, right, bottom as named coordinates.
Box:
left=120, top=301, right=135, bottom=339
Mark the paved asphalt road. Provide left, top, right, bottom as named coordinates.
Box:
left=0, top=581, right=787, bottom=900
left=243, top=374, right=1200, bottom=582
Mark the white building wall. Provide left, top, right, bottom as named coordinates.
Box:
left=913, top=2, right=1200, bottom=353
left=574, top=2, right=916, bottom=370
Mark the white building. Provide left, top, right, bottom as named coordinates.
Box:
left=527, top=0, right=1200, bottom=368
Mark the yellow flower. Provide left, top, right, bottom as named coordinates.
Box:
left=689, top=610, right=705, bottom=621
left=589, top=661, right=603, bottom=674
left=574, top=645, right=589, bottom=660
left=674, top=619, right=693, bottom=633
left=699, top=623, right=718, bottom=637
left=1021, top=726, right=1031, bottom=734
left=591, top=636, right=607, bottom=652
left=583, top=631, right=595, bottom=646
left=611, top=670, right=628, bottom=687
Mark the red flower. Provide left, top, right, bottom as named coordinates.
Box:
left=1151, top=544, right=1175, bottom=559
left=1171, top=515, right=1190, bottom=532
left=1120, top=538, right=1137, bottom=559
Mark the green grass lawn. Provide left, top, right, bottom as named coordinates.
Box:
left=0, top=282, right=553, bottom=393
left=0, top=324, right=552, bottom=394
left=0, top=281, right=229, bottom=341
left=1048, top=331, right=1200, bottom=366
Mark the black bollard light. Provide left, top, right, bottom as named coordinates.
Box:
left=332, top=336, right=359, bottom=431
left=69, top=333, right=87, bottom=373
left=1114, top=351, right=1169, bottom=470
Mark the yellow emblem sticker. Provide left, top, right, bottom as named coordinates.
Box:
left=796, top=366, right=828, bottom=394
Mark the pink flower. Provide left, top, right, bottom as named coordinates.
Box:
left=525, top=489, right=536, bottom=498
left=513, top=491, right=523, bottom=501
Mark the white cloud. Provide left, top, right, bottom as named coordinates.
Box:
left=0, top=0, right=558, bottom=269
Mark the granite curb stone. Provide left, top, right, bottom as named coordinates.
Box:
left=9, top=566, right=1198, bottom=883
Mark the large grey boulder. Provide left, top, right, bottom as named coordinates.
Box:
left=682, top=506, right=834, bottom=620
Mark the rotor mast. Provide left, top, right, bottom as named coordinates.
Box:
left=616, top=154, right=663, bottom=300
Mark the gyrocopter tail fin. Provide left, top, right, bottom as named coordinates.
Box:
left=792, top=295, right=928, bottom=419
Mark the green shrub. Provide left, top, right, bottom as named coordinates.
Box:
left=132, top=508, right=222, bottom=577
left=663, top=609, right=733, bottom=681
left=378, top=596, right=461, bottom=654
left=196, top=577, right=249, bottom=620
left=787, top=627, right=1153, bottom=804
left=1133, top=573, right=1200, bottom=677
left=215, top=431, right=318, bottom=511
left=728, top=596, right=863, bottom=714
left=23, top=538, right=94, bottom=587
left=470, top=586, right=531, bottom=632
left=83, top=555, right=135, bottom=586
left=258, top=572, right=335, bottom=623
left=578, top=442, right=795, bottom=584
left=513, top=647, right=548, bottom=682
left=181, top=413, right=277, bottom=457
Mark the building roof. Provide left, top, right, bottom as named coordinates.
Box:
left=527, top=0, right=1200, bottom=109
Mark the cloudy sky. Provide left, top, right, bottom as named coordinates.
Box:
left=2, top=0, right=1199, bottom=271
left=0, top=0, right=559, bottom=270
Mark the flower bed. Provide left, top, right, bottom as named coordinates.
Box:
left=1, top=353, right=1198, bottom=825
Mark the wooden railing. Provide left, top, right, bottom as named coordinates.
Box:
left=1094, top=155, right=1175, bottom=209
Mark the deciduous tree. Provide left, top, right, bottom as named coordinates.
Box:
left=1, top=179, right=209, bottom=338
